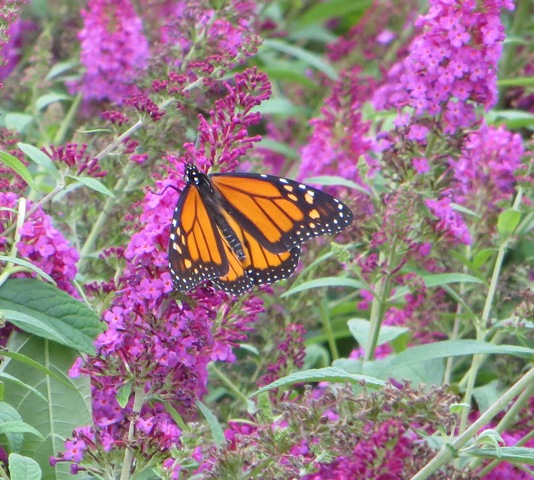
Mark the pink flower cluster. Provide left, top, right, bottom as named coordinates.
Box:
left=374, top=0, right=514, bottom=133
left=76, top=0, right=149, bottom=103
left=0, top=192, right=79, bottom=296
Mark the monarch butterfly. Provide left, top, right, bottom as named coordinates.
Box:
left=168, top=163, right=353, bottom=295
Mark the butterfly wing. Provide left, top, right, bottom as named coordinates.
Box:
left=210, top=173, right=353, bottom=254
left=211, top=225, right=302, bottom=295
left=168, top=184, right=230, bottom=292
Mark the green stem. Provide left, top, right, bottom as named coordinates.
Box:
left=474, top=381, right=534, bottom=474
left=411, top=365, right=534, bottom=480
left=54, top=91, right=82, bottom=145
left=364, top=244, right=396, bottom=361
left=78, top=161, right=135, bottom=271
left=320, top=297, right=339, bottom=361
left=209, top=363, right=251, bottom=406
left=119, top=386, right=146, bottom=480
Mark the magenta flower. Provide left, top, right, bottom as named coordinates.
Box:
left=425, top=196, right=472, bottom=245
left=373, top=0, right=514, bottom=133
left=76, top=0, right=149, bottom=103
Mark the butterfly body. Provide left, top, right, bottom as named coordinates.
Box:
left=169, top=163, right=353, bottom=295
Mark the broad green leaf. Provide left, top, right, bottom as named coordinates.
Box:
left=0, top=278, right=104, bottom=355
left=115, top=381, right=132, bottom=409
left=295, top=0, right=371, bottom=29
left=9, top=453, right=42, bottom=480
left=334, top=356, right=445, bottom=386
left=6, top=114, right=33, bottom=133
left=0, top=256, right=55, bottom=284
left=0, top=372, right=46, bottom=401
left=304, top=175, right=371, bottom=196
left=0, top=421, right=42, bottom=438
left=450, top=203, right=479, bottom=217
left=46, top=60, right=78, bottom=80
left=66, top=175, right=114, bottom=197
left=497, top=209, right=521, bottom=239
left=282, top=277, right=365, bottom=297
left=262, top=65, right=316, bottom=88
left=472, top=249, right=496, bottom=270
left=250, top=367, right=384, bottom=397
left=472, top=380, right=503, bottom=414
left=379, top=340, right=534, bottom=377
left=0, top=351, right=70, bottom=387
left=1, top=310, right=66, bottom=345
left=487, top=109, right=534, bottom=129
left=196, top=400, right=225, bottom=448
left=0, top=151, right=38, bottom=191
left=17, top=143, right=60, bottom=181
left=253, top=97, right=306, bottom=116
left=347, top=318, right=409, bottom=348
left=261, top=39, right=338, bottom=80
left=469, top=446, right=534, bottom=465
left=258, top=138, right=299, bottom=159
left=1, top=333, right=92, bottom=480
left=422, top=273, right=483, bottom=288
left=35, top=93, right=70, bottom=111
left=0, top=401, right=24, bottom=453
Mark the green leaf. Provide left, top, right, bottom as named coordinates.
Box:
left=472, top=380, right=503, bottom=413
left=258, top=138, right=299, bottom=160
left=0, top=420, right=43, bottom=438
left=1, top=333, right=92, bottom=480
left=5, top=114, right=34, bottom=133
left=379, top=340, right=534, bottom=377
left=304, top=175, right=371, bottom=196
left=497, top=209, right=521, bottom=239
left=0, top=401, right=25, bottom=453
left=0, top=256, right=55, bottom=283
left=250, top=367, right=384, bottom=397
left=35, top=93, right=70, bottom=111
left=295, top=0, right=371, bottom=29
left=261, top=39, right=338, bottom=80
left=65, top=174, right=114, bottom=197
left=0, top=278, right=104, bottom=355
left=0, top=372, right=46, bottom=401
left=116, top=381, right=132, bottom=409
left=282, top=277, right=366, bottom=297
left=9, top=453, right=42, bottom=480
left=0, top=351, right=71, bottom=388
left=421, top=273, right=483, bottom=288
left=17, top=143, right=60, bottom=181
left=469, top=446, right=534, bottom=465
left=253, top=97, right=306, bottom=116
left=0, top=151, right=38, bottom=191
left=46, top=60, right=78, bottom=80
left=472, top=249, right=496, bottom=270
left=196, top=400, right=225, bottom=448
left=347, top=318, right=409, bottom=348
left=1, top=310, right=68, bottom=345
left=262, top=65, right=316, bottom=89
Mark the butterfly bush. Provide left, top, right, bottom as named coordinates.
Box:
left=0, top=0, right=532, bottom=478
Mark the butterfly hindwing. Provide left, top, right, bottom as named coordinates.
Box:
left=168, top=184, right=230, bottom=292
left=210, top=173, right=353, bottom=253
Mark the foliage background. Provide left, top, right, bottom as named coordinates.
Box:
left=0, top=0, right=533, bottom=479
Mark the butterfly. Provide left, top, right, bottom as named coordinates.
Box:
left=168, top=163, right=354, bottom=295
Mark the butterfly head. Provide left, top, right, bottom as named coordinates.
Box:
left=184, top=163, right=202, bottom=186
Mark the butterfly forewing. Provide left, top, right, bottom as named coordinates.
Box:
left=211, top=173, right=354, bottom=253
left=168, top=184, right=230, bottom=292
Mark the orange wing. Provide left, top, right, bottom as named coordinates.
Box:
left=168, top=185, right=229, bottom=292
left=211, top=216, right=301, bottom=295
left=168, top=164, right=354, bottom=296
left=210, top=173, right=353, bottom=253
